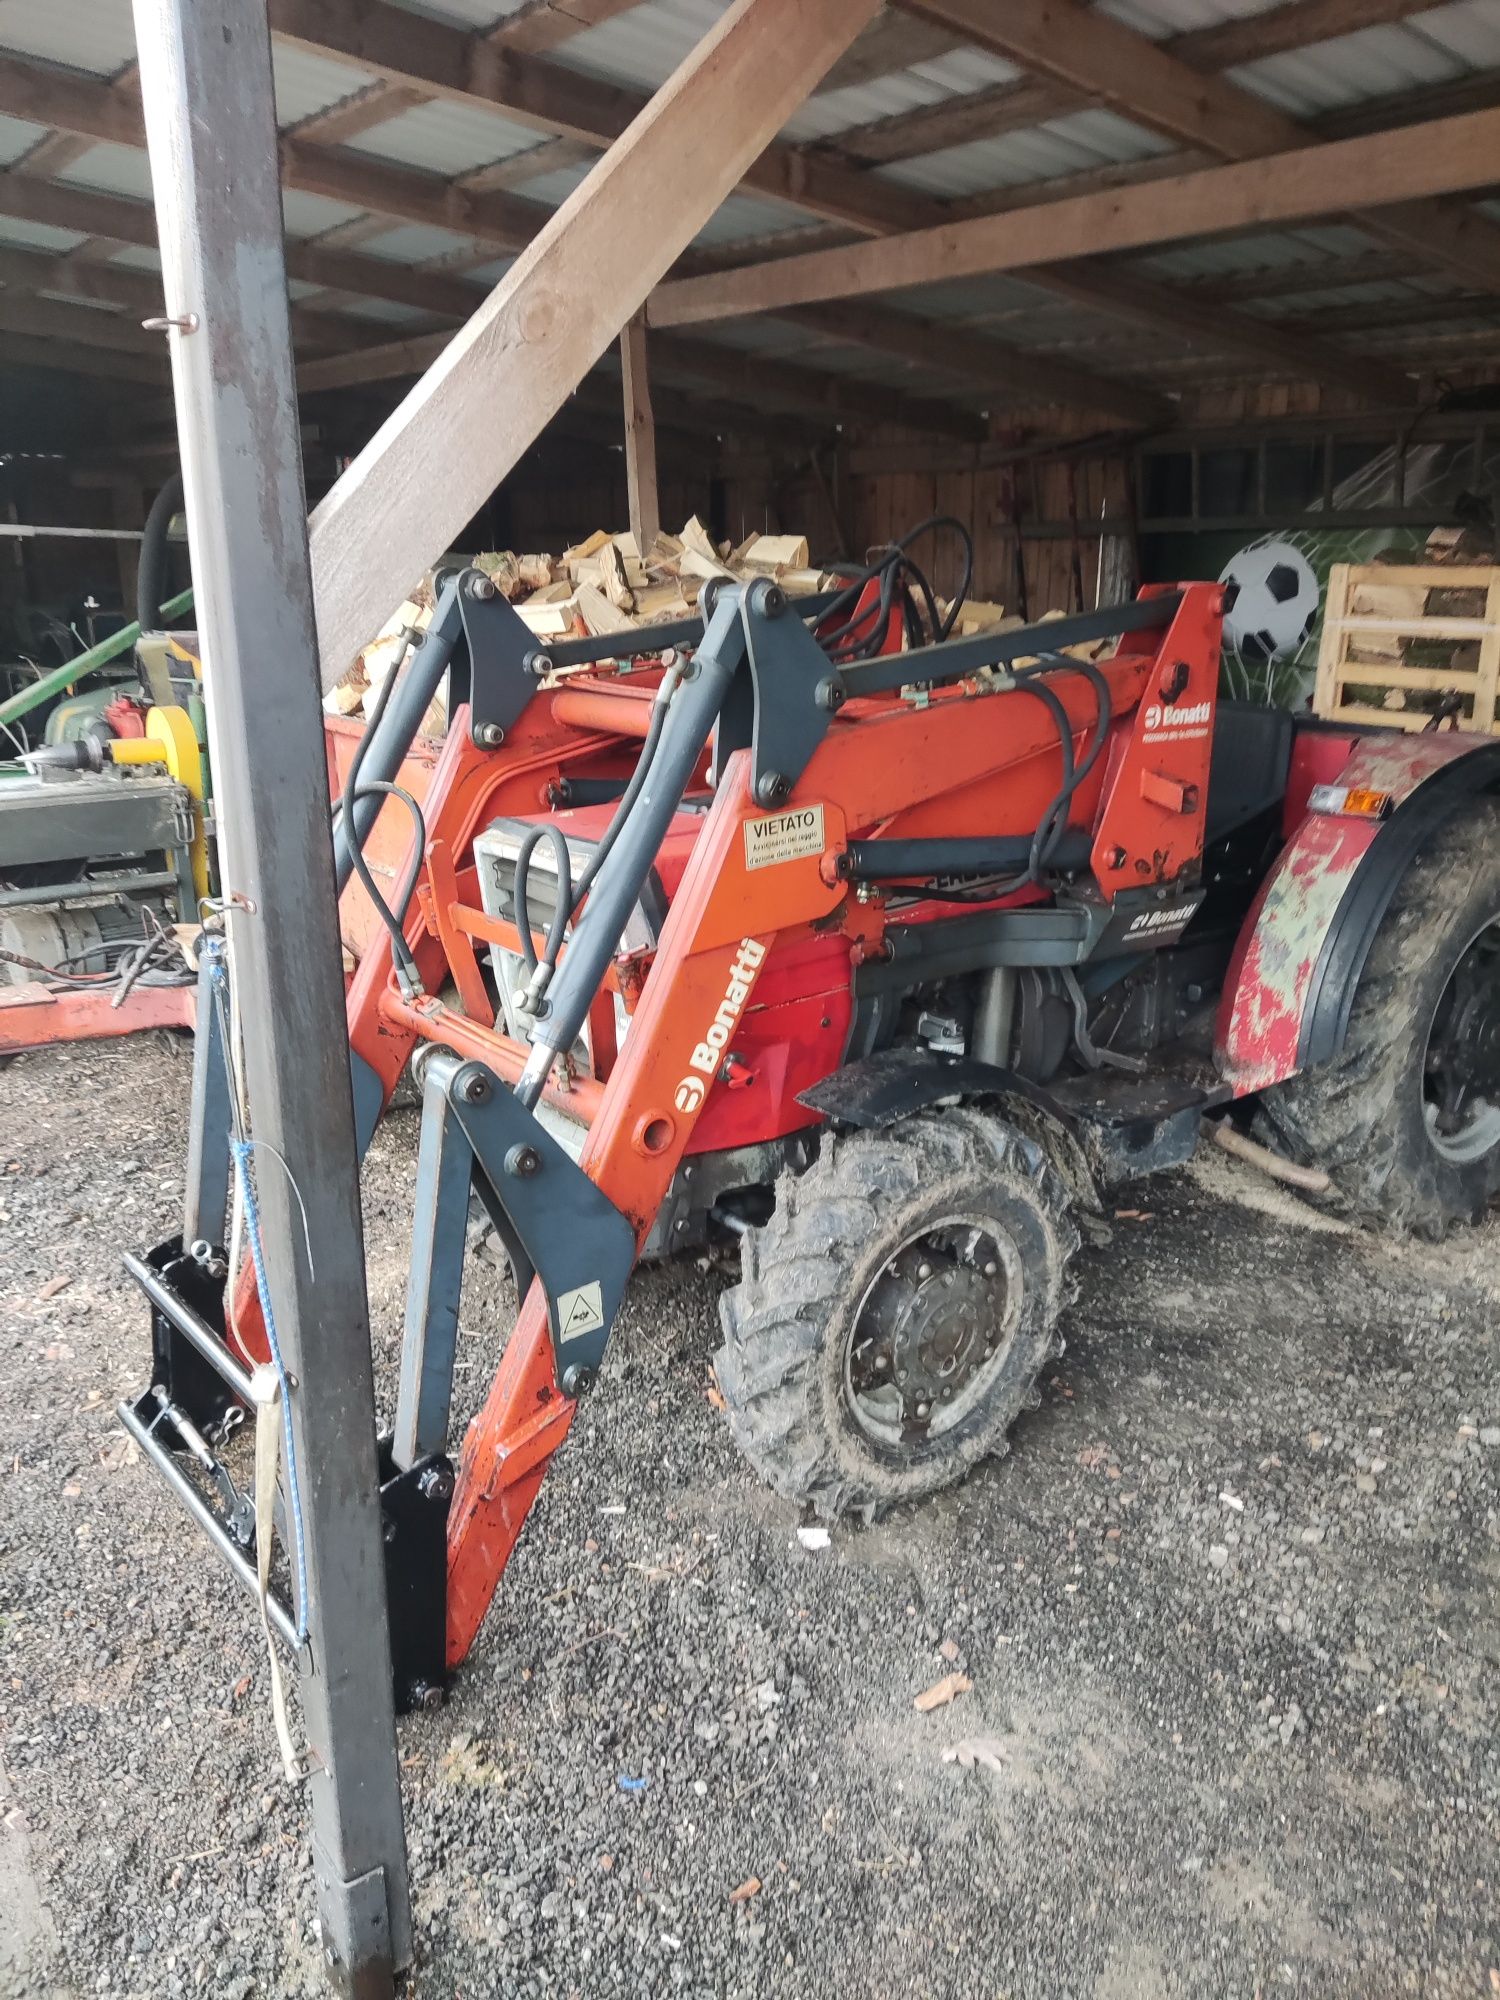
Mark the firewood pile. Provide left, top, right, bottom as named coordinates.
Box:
left=325, top=516, right=1034, bottom=732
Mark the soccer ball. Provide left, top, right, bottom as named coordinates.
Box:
left=1218, top=540, right=1320, bottom=665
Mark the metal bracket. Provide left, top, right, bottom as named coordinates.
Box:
left=439, top=1052, right=636, bottom=1386
left=734, top=581, right=837, bottom=807
left=139, top=1234, right=241, bottom=1433
left=309, top=1851, right=395, bottom=2000
left=455, top=570, right=547, bottom=749
left=377, top=1439, right=453, bottom=1714
left=183, top=950, right=233, bottom=1251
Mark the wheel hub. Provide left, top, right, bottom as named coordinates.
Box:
left=883, top=1254, right=994, bottom=1415
left=846, top=1216, right=1022, bottom=1447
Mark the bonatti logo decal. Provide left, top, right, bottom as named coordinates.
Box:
left=1143, top=699, right=1212, bottom=737
left=673, top=937, right=766, bottom=1114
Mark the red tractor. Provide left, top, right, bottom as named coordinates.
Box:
left=126, top=528, right=1500, bottom=1691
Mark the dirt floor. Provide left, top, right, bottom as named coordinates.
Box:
left=1, top=1034, right=1498, bottom=2000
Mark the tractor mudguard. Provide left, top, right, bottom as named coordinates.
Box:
left=798, top=1047, right=1107, bottom=1207
left=1217, top=732, right=1500, bottom=1093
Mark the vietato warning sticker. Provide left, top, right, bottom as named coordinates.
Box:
left=743, top=804, right=825, bottom=871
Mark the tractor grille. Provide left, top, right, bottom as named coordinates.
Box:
left=472, top=817, right=660, bottom=1079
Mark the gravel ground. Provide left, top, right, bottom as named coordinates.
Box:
left=2, top=1034, right=1498, bottom=2000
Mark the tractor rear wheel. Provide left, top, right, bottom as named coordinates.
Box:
left=714, top=1106, right=1078, bottom=1520
left=1262, top=799, right=1500, bottom=1232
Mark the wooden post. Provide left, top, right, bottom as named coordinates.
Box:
left=306, top=0, right=880, bottom=690
left=620, top=312, right=659, bottom=552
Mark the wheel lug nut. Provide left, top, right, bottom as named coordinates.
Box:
left=917, top=1262, right=932, bottom=1280
left=983, top=1261, right=998, bottom=1277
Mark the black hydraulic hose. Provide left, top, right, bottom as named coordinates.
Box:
left=350, top=780, right=427, bottom=926
left=842, top=828, right=1094, bottom=879
left=136, top=473, right=184, bottom=634
left=334, top=655, right=426, bottom=990
left=567, top=682, right=672, bottom=916
left=512, top=822, right=574, bottom=979
left=1016, top=653, right=1113, bottom=871
left=846, top=648, right=1113, bottom=902
left=817, top=515, right=974, bottom=662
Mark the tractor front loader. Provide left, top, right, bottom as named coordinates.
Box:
left=123, top=537, right=1500, bottom=1702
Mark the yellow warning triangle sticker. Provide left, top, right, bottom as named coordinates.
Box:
left=556, top=1281, right=605, bottom=1341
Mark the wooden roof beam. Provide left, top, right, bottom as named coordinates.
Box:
left=485, top=0, right=650, bottom=57
left=264, top=0, right=943, bottom=236
left=650, top=328, right=986, bottom=440
left=779, top=300, right=1171, bottom=426
left=1026, top=263, right=1415, bottom=406
left=304, top=0, right=884, bottom=686
left=0, top=52, right=557, bottom=257
left=650, top=104, right=1500, bottom=324
left=895, top=0, right=1500, bottom=295
left=815, top=6, right=961, bottom=92
left=294, top=315, right=984, bottom=441
left=831, top=0, right=1449, bottom=168
left=0, top=328, right=167, bottom=386
left=1168, top=0, right=1445, bottom=72
left=0, top=171, right=483, bottom=319
left=0, top=240, right=373, bottom=354
left=288, top=81, right=431, bottom=146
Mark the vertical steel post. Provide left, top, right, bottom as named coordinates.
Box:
left=130, top=3, right=412, bottom=1991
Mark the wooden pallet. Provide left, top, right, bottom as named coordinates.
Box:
left=1314, top=562, right=1500, bottom=735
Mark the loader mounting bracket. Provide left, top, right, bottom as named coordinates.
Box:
left=441, top=1054, right=637, bottom=1382
left=731, top=585, right=837, bottom=807
left=453, top=571, right=546, bottom=750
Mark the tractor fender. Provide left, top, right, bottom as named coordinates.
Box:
left=798, top=1047, right=1102, bottom=1211
left=1216, top=732, right=1500, bottom=1092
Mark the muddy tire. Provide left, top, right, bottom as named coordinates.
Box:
left=713, top=1106, right=1078, bottom=1520
left=1261, top=800, right=1500, bottom=1233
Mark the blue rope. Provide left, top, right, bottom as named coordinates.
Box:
left=209, top=944, right=311, bottom=1645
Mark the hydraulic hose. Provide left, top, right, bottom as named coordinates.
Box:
left=136, top=474, right=184, bottom=637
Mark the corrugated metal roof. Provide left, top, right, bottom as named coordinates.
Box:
left=0, top=214, right=85, bottom=253
left=905, top=272, right=1082, bottom=319
left=1138, top=223, right=1381, bottom=280
left=270, top=44, right=375, bottom=125
left=354, top=221, right=493, bottom=264
left=0, top=111, right=46, bottom=166
left=390, top=0, right=519, bottom=27
left=333, top=296, right=435, bottom=325
left=0, top=0, right=1497, bottom=418
left=881, top=109, right=1171, bottom=201
left=554, top=0, right=729, bottom=92
left=0, top=0, right=135, bottom=74
left=106, top=244, right=162, bottom=273
left=1230, top=23, right=1479, bottom=116
left=342, top=97, right=543, bottom=174
left=1098, top=0, right=1282, bottom=39
left=56, top=141, right=156, bottom=204
left=54, top=139, right=370, bottom=237
left=782, top=47, right=1023, bottom=145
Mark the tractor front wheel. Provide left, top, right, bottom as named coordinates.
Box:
left=1262, top=800, right=1500, bottom=1232
left=714, top=1106, right=1078, bottom=1520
